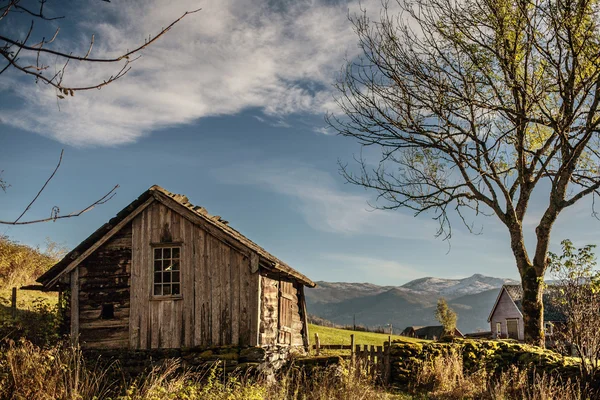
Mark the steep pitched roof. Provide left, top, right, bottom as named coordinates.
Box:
left=38, top=185, right=315, bottom=289
left=488, top=284, right=565, bottom=322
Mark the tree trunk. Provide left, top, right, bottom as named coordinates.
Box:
left=521, top=266, right=545, bottom=347
left=510, top=223, right=546, bottom=347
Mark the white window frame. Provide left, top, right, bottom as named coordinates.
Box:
left=151, top=244, right=182, bottom=299
left=496, top=322, right=502, bottom=338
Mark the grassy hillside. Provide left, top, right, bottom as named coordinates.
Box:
left=309, top=323, right=426, bottom=347
left=0, top=236, right=64, bottom=346
left=0, top=235, right=66, bottom=288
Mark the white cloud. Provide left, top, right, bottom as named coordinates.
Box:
left=1, top=0, right=375, bottom=146
left=214, top=160, right=441, bottom=240
left=322, top=253, right=424, bottom=282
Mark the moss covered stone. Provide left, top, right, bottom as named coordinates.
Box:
left=389, top=339, right=582, bottom=387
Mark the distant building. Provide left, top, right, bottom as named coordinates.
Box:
left=488, top=284, right=564, bottom=341
left=464, top=331, right=492, bottom=339
left=401, top=325, right=464, bottom=340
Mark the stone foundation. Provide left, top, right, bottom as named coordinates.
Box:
left=83, top=344, right=305, bottom=377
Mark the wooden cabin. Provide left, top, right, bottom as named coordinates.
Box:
left=36, top=185, right=315, bottom=352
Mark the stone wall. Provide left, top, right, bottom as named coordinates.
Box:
left=83, top=344, right=301, bottom=378
left=388, top=339, right=582, bottom=388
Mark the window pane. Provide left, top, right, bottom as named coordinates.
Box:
left=171, top=260, right=180, bottom=271
left=163, top=271, right=171, bottom=283
left=172, top=271, right=180, bottom=283
left=154, top=285, right=162, bottom=296
left=163, top=248, right=171, bottom=259
left=154, top=260, right=162, bottom=272
left=154, top=272, right=162, bottom=283
left=154, top=248, right=162, bottom=260
left=163, top=285, right=172, bottom=295
left=172, top=247, right=180, bottom=259
left=172, top=284, right=180, bottom=295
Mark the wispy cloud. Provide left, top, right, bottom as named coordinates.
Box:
left=1, top=0, right=373, bottom=146
left=214, top=160, right=441, bottom=240
left=322, top=253, right=424, bottom=283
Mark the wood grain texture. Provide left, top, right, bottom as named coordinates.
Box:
left=69, top=196, right=310, bottom=351
left=70, top=268, right=79, bottom=345
left=130, top=201, right=259, bottom=348
left=77, top=223, right=132, bottom=349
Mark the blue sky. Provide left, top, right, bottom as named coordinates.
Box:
left=1, top=0, right=599, bottom=285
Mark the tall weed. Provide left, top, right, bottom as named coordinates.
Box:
left=412, top=349, right=587, bottom=400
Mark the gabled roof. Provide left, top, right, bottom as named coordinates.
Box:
left=487, top=284, right=565, bottom=322
left=38, top=185, right=316, bottom=289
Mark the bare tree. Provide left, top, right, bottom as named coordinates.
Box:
left=0, top=1, right=199, bottom=225
left=549, top=240, right=600, bottom=382
left=328, top=0, right=600, bottom=346
left=0, top=0, right=199, bottom=94
left=0, top=150, right=119, bottom=225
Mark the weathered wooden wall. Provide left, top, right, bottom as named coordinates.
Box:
left=77, top=224, right=132, bottom=349
left=259, top=275, right=305, bottom=347
left=129, top=201, right=260, bottom=349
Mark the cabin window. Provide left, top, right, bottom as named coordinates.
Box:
left=153, top=246, right=181, bottom=296
left=496, top=322, right=501, bottom=338
left=101, top=304, right=115, bottom=319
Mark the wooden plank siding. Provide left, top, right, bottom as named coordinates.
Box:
left=130, top=201, right=259, bottom=349
left=259, top=275, right=305, bottom=347
left=77, top=224, right=132, bottom=349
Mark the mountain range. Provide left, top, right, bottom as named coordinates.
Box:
left=304, top=274, right=519, bottom=334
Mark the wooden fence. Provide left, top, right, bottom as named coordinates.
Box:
left=311, top=333, right=392, bottom=384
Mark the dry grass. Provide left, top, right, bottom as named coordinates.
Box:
left=411, top=349, right=587, bottom=400
left=0, top=339, right=115, bottom=400
left=0, top=340, right=403, bottom=400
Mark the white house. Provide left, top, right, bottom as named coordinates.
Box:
left=488, top=285, right=563, bottom=341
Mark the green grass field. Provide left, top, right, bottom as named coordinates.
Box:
left=308, top=323, right=426, bottom=355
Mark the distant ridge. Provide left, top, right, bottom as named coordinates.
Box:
left=306, top=274, right=518, bottom=334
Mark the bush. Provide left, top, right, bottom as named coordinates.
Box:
left=0, top=295, right=64, bottom=347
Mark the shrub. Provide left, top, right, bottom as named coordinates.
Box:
left=0, top=295, right=63, bottom=347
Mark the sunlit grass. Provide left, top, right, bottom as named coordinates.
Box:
left=308, top=323, right=428, bottom=356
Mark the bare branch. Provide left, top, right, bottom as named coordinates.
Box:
left=0, top=185, right=119, bottom=225
left=13, top=149, right=64, bottom=224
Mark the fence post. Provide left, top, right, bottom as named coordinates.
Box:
left=11, top=287, right=16, bottom=318
left=314, top=332, right=320, bottom=355
left=384, top=335, right=392, bottom=385
left=350, top=334, right=355, bottom=366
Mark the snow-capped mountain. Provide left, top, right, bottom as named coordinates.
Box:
left=306, top=274, right=519, bottom=334
left=400, top=274, right=519, bottom=298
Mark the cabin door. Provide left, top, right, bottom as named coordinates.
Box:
left=507, top=319, right=519, bottom=339
left=278, top=280, right=294, bottom=344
